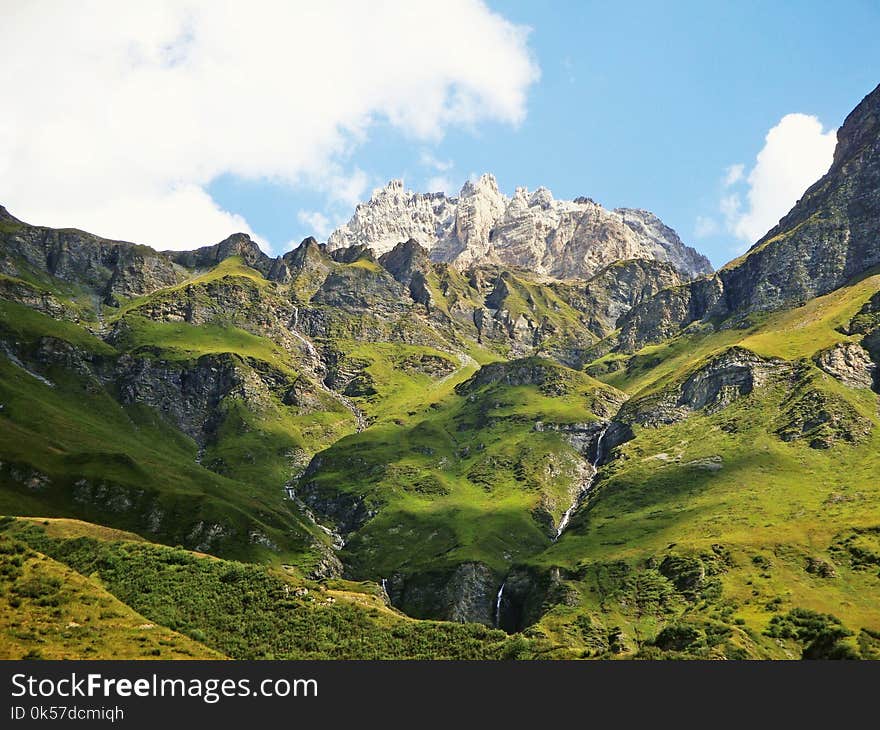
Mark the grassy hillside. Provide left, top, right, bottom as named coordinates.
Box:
left=0, top=517, right=553, bottom=660
left=518, top=271, right=880, bottom=658
left=302, top=358, right=623, bottom=582
left=0, top=222, right=878, bottom=659
left=0, top=520, right=222, bottom=659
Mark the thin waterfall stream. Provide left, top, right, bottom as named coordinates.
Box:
left=494, top=582, right=505, bottom=628
left=554, top=426, right=608, bottom=541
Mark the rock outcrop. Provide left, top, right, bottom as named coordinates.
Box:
left=0, top=206, right=182, bottom=302
left=604, top=347, right=788, bottom=451
left=555, top=259, right=684, bottom=338
left=616, top=82, right=880, bottom=352
left=165, top=233, right=272, bottom=276
left=388, top=562, right=499, bottom=626
left=327, top=175, right=712, bottom=280
left=378, top=238, right=434, bottom=308
left=815, top=342, right=876, bottom=389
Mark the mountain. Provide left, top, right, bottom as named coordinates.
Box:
left=617, top=83, right=880, bottom=353
left=1, top=83, right=879, bottom=660
left=327, top=175, right=713, bottom=280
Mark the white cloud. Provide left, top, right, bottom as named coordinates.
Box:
left=424, top=175, right=456, bottom=194
left=724, top=114, right=836, bottom=243
left=85, top=185, right=271, bottom=252
left=723, top=163, right=745, bottom=187
left=720, top=194, right=741, bottom=221
left=419, top=151, right=454, bottom=172
left=0, top=1, right=538, bottom=252
left=694, top=215, right=719, bottom=238
left=297, top=210, right=332, bottom=239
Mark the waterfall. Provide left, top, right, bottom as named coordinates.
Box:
left=381, top=577, right=389, bottom=595
left=494, top=582, right=505, bottom=628
left=554, top=425, right=609, bottom=541
left=288, top=308, right=319, bottom=361
left=595, top=427, right=607, bottom=465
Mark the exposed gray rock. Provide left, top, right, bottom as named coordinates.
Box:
left=617, top=347, right=788, bottom=430
left=0, top=208, right=182, bottom=302
left=390, top=562, right=499, bottom=626
left=554, top=259, right=684, bottom=338
left=498, top=566, right=580, bottom=632
left=614, top=82, right=880, bottom=352
left=598, top=347, right=792, bottom=456
left=378, top=238, right=434, bottom=309
left=0, top=278, right=72, bottom=320
left=815, top=342, right=876, bottom=389
left=112, top=353, right=284, bottom=444
left=310, top=252, right=408, bottom=313
left=327, top=175, right=711, bottom=280
left=296, top=460, right=378, bottom=537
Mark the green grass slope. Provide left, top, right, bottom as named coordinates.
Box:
left=518, top=272, right=880, bottom=658
left=0, top=299, right=339, bottom=569
left=0, top=520, right=222, bottom=659
left=0, top=517, right=557, bottom=659
left=302, top=358, right=624, bottom=581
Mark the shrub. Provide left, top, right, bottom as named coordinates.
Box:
left=653, top=623, right=704, bottom=652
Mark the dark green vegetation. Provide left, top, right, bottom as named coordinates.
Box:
left=0, top=519, right=222, bottom=659
left=0, top=84, right=879, bottom=659
left=0, top=517, right=547, bottom=659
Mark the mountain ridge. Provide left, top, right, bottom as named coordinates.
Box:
left=327, top=175, right=713, bottom=280
left=0, top=83, right=879, bottom=660
left=616, top=82, right=880, bottom=353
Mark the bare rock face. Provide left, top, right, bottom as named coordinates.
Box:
left=378, top=238, right=434, bottom=308
left=603, top=347, right=789, bottom=454
left=112, top=353, right=281, bottom=445
left=815, top=343, right=877, bottom=389
left=615, top=82, right=880, bottom=352
left=165, top=233, right=272, bottom=276
left=0, top=207, right=275, bottom=304
left=434, top=174, right=508, bottom=264
left=0, top=207, right=182, bottom=302
left=327, top=180, right=457, bottom=257
left=557, top=259, right=684, bottom=337
left=388, top=562, right=499, bottom=626
left=616, top=275, right=726, bottom=353
left=677, top=347, right=784, bottom=413
left=327, top=175, right=712, bottom=280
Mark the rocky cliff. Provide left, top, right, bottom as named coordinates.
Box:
left=618, top=82, right=880, bottom=352
left=0, top=205, right=182, bottom=303
left=327, top=175, right=712, bottom=280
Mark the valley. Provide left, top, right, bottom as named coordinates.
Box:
left=0, top=83, right=878, bottom=661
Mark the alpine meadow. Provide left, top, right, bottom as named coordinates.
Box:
left=1, top=35, right=879, bottom=660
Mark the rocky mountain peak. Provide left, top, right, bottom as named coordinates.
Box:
left=330, top=244, right=376, bottom=264
left=166, top=232, right=271, bottom=275
left=460, top=172, right=501, bottom=198
left=378, top=238, right=433, bottom=308
left=371, top=178, right=406, bottom=201
left=0, top=204, right=20, bottom=223
left=216, top=232, right=263, bottom=259
left=269, top=236, right=331, bottom=284
left=832, top=82, right=880, bottom=169
left=327, top=175, right=712, bottom=281
left=380, top=237, right=430, bottom=268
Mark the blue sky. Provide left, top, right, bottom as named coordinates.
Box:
left=4, top=1, right=878, bottom=268
left=209, top=1, right=879, bottom=267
